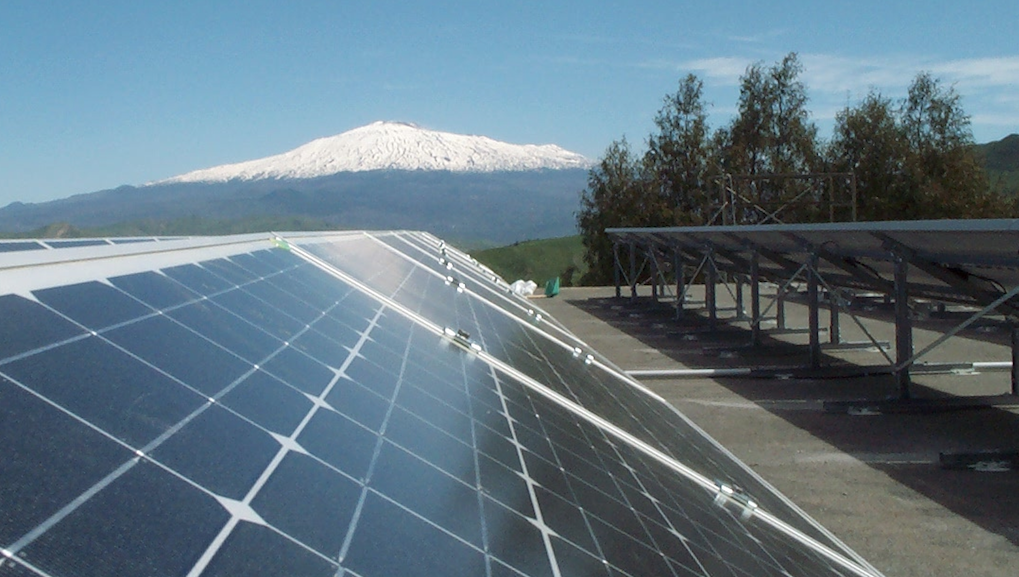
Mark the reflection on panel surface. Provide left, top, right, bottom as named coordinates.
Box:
left=0, top=232, right=880, bottom=577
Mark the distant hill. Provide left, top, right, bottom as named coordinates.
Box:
left=975, top=133, right=1019, bottom=194
left=474, top=235, right=587, bottom=286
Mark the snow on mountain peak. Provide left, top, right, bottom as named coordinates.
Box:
left=156, top=121, right=592, bottom=184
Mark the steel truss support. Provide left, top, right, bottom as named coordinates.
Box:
left=613, top=242, right=621, bottom=298
left=808, top=253, right=822, bottom=369
left=893, top=255, right=913, bottom=399
left=705, top=248, right=718, bottom=330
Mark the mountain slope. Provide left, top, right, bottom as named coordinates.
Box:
left=158, top=121, right=591, bottom=183
left=0, top=122, right=592, bottom=244
left=975, top=133, right=1019, bottom=194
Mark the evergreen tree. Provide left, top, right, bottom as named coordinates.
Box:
left=645, top=74, right=717, bottom=225
left=576, top=138, right=661, bottom=284
left=718, top=53, right=820, bottom=222
left=827, top=91, right=912, bottom=220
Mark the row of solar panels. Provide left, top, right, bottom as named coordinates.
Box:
left=608, top=219, right=1019, bottom=315
left=0, top=236, right=181, bottom=253
left=0, top=231, right=882, bottom=576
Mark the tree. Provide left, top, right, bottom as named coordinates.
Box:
left=718, top=53, right=821, bottom=222
left=827, top=74, right=1013, bottom=220
left=576, top=138, right=663, bottom=284
left=899, top=72, right=1002, bottom=218
left=827, top=91, right=912, bottom=220
left=645, top=74, right=716, bottom=225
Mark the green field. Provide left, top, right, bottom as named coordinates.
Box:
left=473, top=235, right=587, bottom=287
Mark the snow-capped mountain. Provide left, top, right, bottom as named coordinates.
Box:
left=158, top=121, right=592, bottom=184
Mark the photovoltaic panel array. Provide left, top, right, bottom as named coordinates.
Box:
left=607, top=219, right=1019, bottom=313
left=0, top=231, right=882, bottom=577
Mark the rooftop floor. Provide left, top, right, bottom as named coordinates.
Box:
left=538, top=286, right=1019, bottom=577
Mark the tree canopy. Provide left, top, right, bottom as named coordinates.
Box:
left=577, top=52, right=1016, bottom=284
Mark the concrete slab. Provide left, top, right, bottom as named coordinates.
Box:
left=536, top=286, right=1019, bottom=577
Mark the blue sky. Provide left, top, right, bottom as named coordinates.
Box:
left=2, top=0, right=1017, bottom=205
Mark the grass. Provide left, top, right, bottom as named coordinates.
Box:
left=473, top=235, right=587, bottom=286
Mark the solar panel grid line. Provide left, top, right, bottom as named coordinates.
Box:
left=380, top=231, right=583, bottom=349
left=335, top=310, right=419, bottom=566
left=0, top=274, right=342, bottom=561
left=467, top=346, right=878, bottom=577
left=465, top=298, right=564, bottom=577
left=0, top=245, right=393, bottom=575
left=286, top=235, right=879, bottom=575
left=352, top=231, right=630, bottom=394
left=182, top=282, right=390, bottom=573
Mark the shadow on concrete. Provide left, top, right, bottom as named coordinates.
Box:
left=568, top=293, right=1019, bottom=547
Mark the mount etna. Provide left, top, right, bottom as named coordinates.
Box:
left=0, top=122, right=592, bottom=244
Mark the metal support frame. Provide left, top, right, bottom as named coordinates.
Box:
left=705, top=249, right=718, bottom=330
left=808, top=253, right=822, bottom=369
left=1012, top=325, right=1019, bottom=396
left=750, top=252, right=761, bottom=346
left=893, top=255, right=913, bottom=399
left=629, top=241, right=637, bottom=301
left=674, top=248, right=685, bottom=320
left=829, top=288, right=842, bottom=345
left=608, top=221, right=1019, bottom=407
left=613, top=242, right=621, bottom=298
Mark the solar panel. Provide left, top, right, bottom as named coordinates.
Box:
left=607, top=219, right=1019, bottom=311
left=0, top=231, right=882, bottom=576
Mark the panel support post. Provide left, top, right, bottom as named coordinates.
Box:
left=750, top=252, right=761, bottom=346
left=706, top=249, right=718, bottom=331
left=629, top=241, right=638, bottom=302
left=1011, top=323, right=1019, bottom=396
left=613, top=242, right=621, bottom=298
left=829, top=289, right=842, bottom=345
left=674, top=249, right=685, bottom=320
left=894, top=255, right=913, bottom=399
left=735, top=275, right=746, bottom=320
left=650, top=249, right=659, bottom=302
left=808, top=253, right=821, bottom=369
left=776, top=282, right=787, bottom=330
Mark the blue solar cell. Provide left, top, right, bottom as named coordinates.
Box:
left=218, top=369, right=314, bottom=435
left=250, top=452, right=361, bottom=558
left=369, top=441, right=484, bottom=547
left=105, top=315, right=253, bottom=397
left=0, top=240, right=44, bottom=252
left=260, top=346, right=335, bottom=397
left=168, top=300, right=284, bottom=364
left=0, top=378, right=133, bottom=546
left=200, top=521, right=338, bottom=577
left=3, top=336, right=204, bottom=447
left=19, top=462, right=229, bottom=577
left=344, top=492, right=487, bottom=577
left=296, top=409, right=378, bottom=480
left=0, top=294, right=86, bottom=362
left=108, top=270, right=201, bottom=310
left=150, top=405, right=280, bottom=500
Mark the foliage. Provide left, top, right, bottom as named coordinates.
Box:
left=577, top=52, right=1019, bottom=284
left=576, top=138, right=663, bottom=284
left=474, top=235, right=587, bottom=287
left=645, top=74, right=716, bottom=225
left=828, top=74, right=1014, bottom=220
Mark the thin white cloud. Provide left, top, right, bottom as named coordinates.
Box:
left=672, top=57, right=754, bottom=85
left=639, top=52, right=1018, bottom=139
left=929, top=56, right=1019, bottom=87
